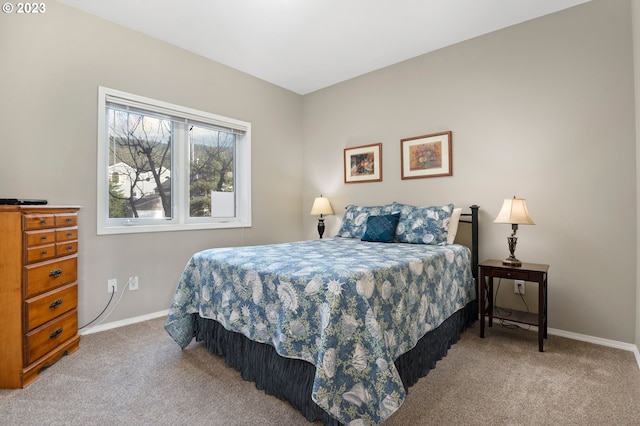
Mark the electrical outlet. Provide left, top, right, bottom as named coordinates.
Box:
left=108, top=278, right=117, bottom=293
left=129, top=276, right=139, bottom=291
left=514, top=280, right=525, bottom=295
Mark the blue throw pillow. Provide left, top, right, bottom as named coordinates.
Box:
left=361, top=213, right=401, bottom=243
left=396, top=204, right=454, bottom=245
left=336, top=204, right=394, bottom=238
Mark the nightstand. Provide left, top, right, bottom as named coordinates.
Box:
left=479, top=259, right=549, bottom=352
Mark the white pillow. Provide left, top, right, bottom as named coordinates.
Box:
left=447, top=208, right=462, bottom=244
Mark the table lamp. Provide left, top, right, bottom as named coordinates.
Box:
left=310, top=195, right=333, bottom=239
left=494, top=196, right=535, bottom=266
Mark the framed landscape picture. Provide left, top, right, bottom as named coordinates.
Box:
left=344, top=143, right=382, bottom=183
left=400, top=131, right=452, bottom=179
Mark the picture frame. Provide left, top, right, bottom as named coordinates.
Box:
left=344, top=143, right=382, bottom=183
left=400, top=131, right=452, bottom=179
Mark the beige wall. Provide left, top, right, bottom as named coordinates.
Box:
left=303, top=0, right=637, bottom=343
left=0, top=2, right=304, bottom=326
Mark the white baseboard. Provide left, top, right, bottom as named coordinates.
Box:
left=79, top=309, right=169, bottom=335
left=83, top=311, right=640, bottom=370
left=548, top=327, right=640, bottom=370
left=494, top=318, right=640, bottom=370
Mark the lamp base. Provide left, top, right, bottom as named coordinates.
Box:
left=502, top=257, right=522, bottom=267
left=317, top=218, right=325, bottom=239
left=503, top=233, right=521, bottom=266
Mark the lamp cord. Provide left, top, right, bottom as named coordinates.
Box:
left=79, top=290, right=115, bottom=330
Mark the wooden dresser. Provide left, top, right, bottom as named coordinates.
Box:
left=0, top=205, right=81, bottom=388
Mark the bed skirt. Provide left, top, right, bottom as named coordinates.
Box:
left=195, top=301, right=477, bottom=425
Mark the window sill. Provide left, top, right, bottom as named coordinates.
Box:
left=97, top=220, right=251, bottom=235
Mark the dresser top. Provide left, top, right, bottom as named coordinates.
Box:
left=0, top=205, right=81, bottom=213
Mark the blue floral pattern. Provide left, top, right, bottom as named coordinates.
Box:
left=335, top=204, right=395, bottom=238
left=165, top=238, right=475, bottom=425
left=395, top=203, right=454, bottom=245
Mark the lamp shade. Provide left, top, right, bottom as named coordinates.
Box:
left=310, top=197, right=334, bottom=216
left=494, top=196, right=535, bottom=225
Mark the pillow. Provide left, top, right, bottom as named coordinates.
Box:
left=361, top=213, right=401, bottom=243
left=396, top=203, right=454, bottom=245
left=336, top=204, right=394, bottom=238
left=390, top=201, right=415, bottom=217
left=447, top=208, right=462, bottom=245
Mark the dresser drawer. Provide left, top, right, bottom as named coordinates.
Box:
left=24, top=229, right=56, bottom=247
left=56, top=241, right=78, bottom=257
left=23, top=214, right=56, bottom=230
left=25, top=283, right=78, bottom=332
left=25, top=243, right=57, bottom=263
left=25, top=309, right=77, bottom=365
left=55, top=213, right=77, bottom=228
left=56, top=227, right=78, bottom=242
left=24, top=255, right=77, bottom=298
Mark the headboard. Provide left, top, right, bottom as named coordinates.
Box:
left=459, top=204, right=480, bottom=298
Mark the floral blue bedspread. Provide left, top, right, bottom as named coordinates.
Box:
left=165, top=238, right=475, bottom=425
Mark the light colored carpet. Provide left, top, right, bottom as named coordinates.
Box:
left=1, top=317, right=639, bottom=425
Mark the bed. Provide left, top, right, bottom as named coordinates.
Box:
left=165, top=203, right=479, bottom=425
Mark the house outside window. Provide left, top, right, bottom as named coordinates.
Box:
left=97, top=87, right=251, bottom=235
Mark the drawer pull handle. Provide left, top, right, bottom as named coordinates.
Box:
left=66, top=232, right=73, bottom=237
left=40, top=219, right=46, bottom=225
left=67, top=245, right=73, bottom=250
left=50, top=328, right=63, bottom=339
left=49, top=299, right=63, bottom=309
left=41, top=235, right=48, bottom=240
left=49, top=269, right=63, bottom=278
left=66, top=218, right=72, bottom=223
left=41, top=250, right=48, bottom=255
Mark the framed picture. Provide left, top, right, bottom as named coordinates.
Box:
left=400, top=131, right=452, bottom=179
left=344, top=143, right=382, bottom=183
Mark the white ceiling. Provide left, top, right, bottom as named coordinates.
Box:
left=57, top=0, right=590, bottom=95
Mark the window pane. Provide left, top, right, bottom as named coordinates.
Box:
left=189, top=125, right=236, bottom=218
left=98, top=87, right=251, bottom=234
left=107, top=107, right=173, bottom=219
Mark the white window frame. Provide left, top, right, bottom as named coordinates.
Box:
left=97, top=86, right=251, bottom=235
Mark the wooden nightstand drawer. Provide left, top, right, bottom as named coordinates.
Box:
left=490, top=268, right=530, bottom=281
left=25, top=309, right=78, bottom=365
left=25, top=283, right=78, bottom=331
left=24, top=255, right=77, bottom=298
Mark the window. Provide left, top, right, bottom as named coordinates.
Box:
left=97, top=87, right=251, bottom=235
